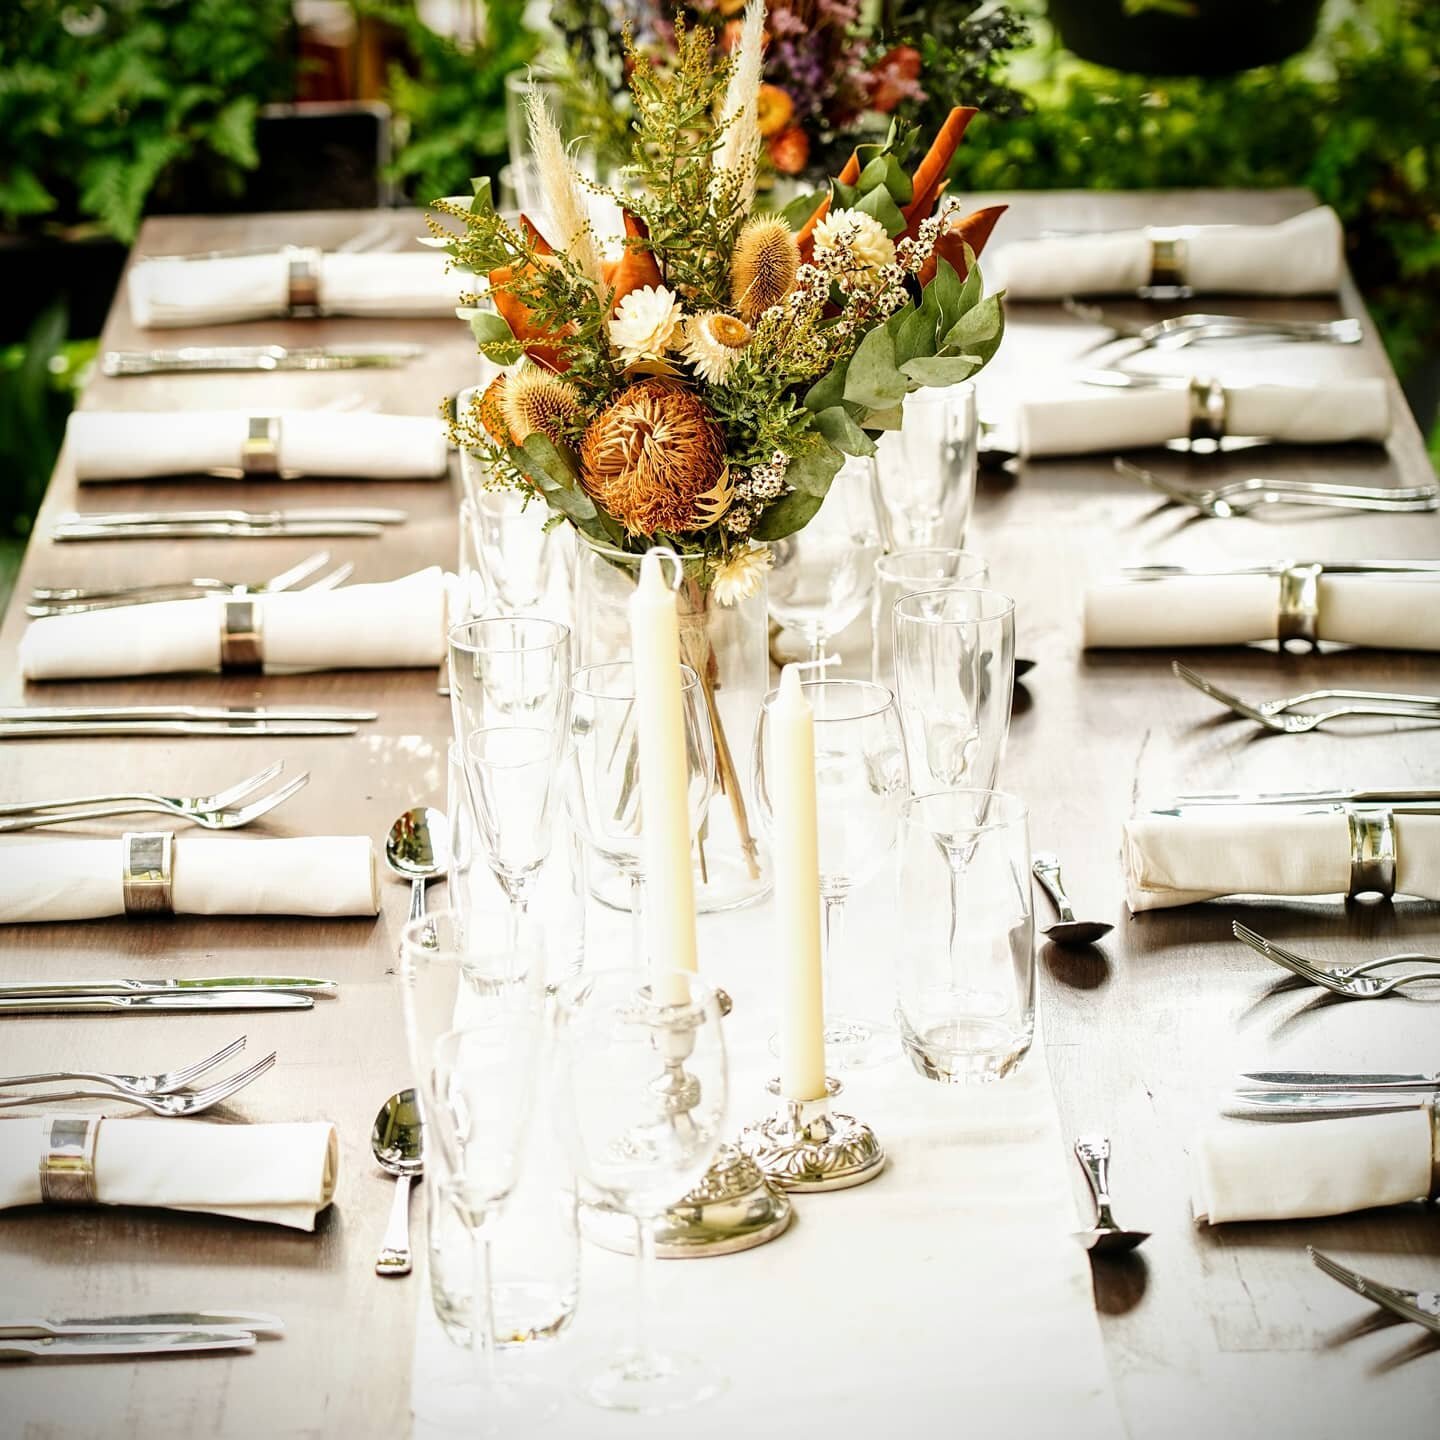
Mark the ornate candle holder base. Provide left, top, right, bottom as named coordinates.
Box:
left=738, top=1077, right=885, bottom=1192
left=581, top=1145, right=793, bottom=1258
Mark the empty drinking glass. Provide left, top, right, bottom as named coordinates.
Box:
left=895, top=790, right=1035, bottom=1083
left=448, top=616, right=571, bottom=742
left=554, top=969, right=729, bottom=1413
left=754, top=678, right=909, bottom=1069
left=874, top=382, right=979, bottom=550
left=892, top=587, right=1015, bottom=795
left=871, top=548, right=989, bottom=684
left=767, top=455, right=885, bottom=664
left=566, top=661, right=715, bottom=965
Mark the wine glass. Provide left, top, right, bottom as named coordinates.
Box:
left=753, top=678, right=909, bottom=1068
left=892, top=587, right=1015, bottom=794
left=448, top=615, right=570, bottom=742
left=566, top=661, right=715, bottom=965
left=766, top=455, right=886, bottom=664
left=874, top=382, right=979, bottom=550
left=871, top=547, right=989, bottom=683
left=553, top=969, right=729, bottom=1413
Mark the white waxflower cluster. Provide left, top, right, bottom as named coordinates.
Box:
left=721, top=450, right=791, bottom=536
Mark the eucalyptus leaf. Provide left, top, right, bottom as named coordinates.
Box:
left=813, top=405, right=878, bottom=457
left=889, top=299, right=936, bottom=368
left=467, top=308, right=523, bottom=366
left=784, top=434, right=847, bottom=497
left=754, top=490, right=824, bottom=541
left=929, top=257, right=967, bottom=340
left=939, top=293, right=1005, bottom=360
left=510, top=434, right=597, bottom=522
left=862, top=404, right=904, bottom=431
left=900, top=354, right=983, bottom=387
left=842, top=324, right=908, bottom=412
left=803, top=363, right=849, bottom=416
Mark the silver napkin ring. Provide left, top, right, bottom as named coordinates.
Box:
left=1277, top=561, right=1323, bottom=651
left=242, top=416, right=281, bottom=476
left=286, top=246, right=322, bottom=314
left=122, top=831, right=174, bottom=915
left=220, top=597, right=264, bottom=674
left=1347, top=807, right=1396, bottom=900
left=40, top=1115, right=101, bottom=1205
left=1145, top=233, right=1190, bottom=295
left=1187, top=377, right=1228, bottom=444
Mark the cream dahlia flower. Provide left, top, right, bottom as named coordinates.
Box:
left=812, top=207, right=896, bottom=274
left=683, top=312, right=752, bottom=384
left=609, top=284, right=685, bottom=368
left=711, top=544, right=773, bottom=606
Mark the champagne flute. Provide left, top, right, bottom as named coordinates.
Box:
left=874, top=381, right=979, bottom=550
left=766, top=456, right=885, bottom=664
left=553, top=969, right=729, bottom=1413
left=754, top=678, right=909, bottom=1068
left=566, top=661, right=715, bottom=965
left=448, top=615, right=570, bottom=741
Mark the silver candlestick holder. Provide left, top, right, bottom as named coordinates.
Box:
left=738, top=1077, right=885, bottom=1192
left=581, top=985, right=793, bottom=1259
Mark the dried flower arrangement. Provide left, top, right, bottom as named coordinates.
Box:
left=431, top=0, right=1005, bottom=608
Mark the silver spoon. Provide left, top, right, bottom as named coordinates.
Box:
left=385, top=807, right=448, bottom=933
left=372, top=1089, right=424, bottom=1277
left=1032, top=853, right=1112, bottom=946
left=1072, top=1135, right=1149, bottom=1254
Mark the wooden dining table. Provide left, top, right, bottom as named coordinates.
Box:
left=1, top=192, right=1436, bottom=1438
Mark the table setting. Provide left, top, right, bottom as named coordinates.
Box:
left=1, top=21, right=1437, bottom=1436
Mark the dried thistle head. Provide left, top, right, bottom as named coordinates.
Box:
left=731, top=217, right=800, bottom=321
left=579, top=379, right=728, bottom=536
left=502, top=365, right=583, bottom=446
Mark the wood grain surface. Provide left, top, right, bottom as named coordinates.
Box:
left=0, top=196, right=1436, bottom=1438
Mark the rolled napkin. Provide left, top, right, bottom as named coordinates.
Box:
left=0, top=834, right=379, bottom=922
left=991, top=206, right=1343, bottom=300
left=128, top=249, right=460, bottom=327
left=69, top=410, right=448, bottom=482
left=1123, top=809, right=1440, bottom=912
left=1019, top=378, right=1390, bottom=458
left=1085, top=574, right=1440, bottom=652
left=0, top=1116, right=338, bottom=1230
left=1192, top=1110, right=1435, bottom=1224
left=20, top=567, right=448, bottom=680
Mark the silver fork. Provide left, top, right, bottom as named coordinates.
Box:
left=1172, top=663, right=1440, bottom=734
left=1309, top=1248, right=1440, bottom=1336
left=1233, top=923, right=1440, bottom=998
left=1233, top=923, right=1440, bottom=978
left=0, top=1037, right=246, bottom=1097
left=1065, top=299, right=1362, bottom=351
left=0, top=763, right=309, bottom=832
left=1116, top=460, right=1438, bottom=518
left=0, top=1053, right=276, bottom=1117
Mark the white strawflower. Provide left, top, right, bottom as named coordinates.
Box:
left=812, top=207, right=896, bottom=275
left=609, top=284, right=686, bottom=367
left=683, top=312, right=752, bottom=384
left=712, top=544, right=773, bottom=605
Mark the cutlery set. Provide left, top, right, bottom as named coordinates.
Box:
left=0, top=707, right=377, bottom=740
left=1233, top=923, right=1440, bottom=1001
left=1063, top=299, right=1363, bottom=354
left=102, top=343, right=424, bottom=377
left=53, top=507, right=407, bottom=542
left=1, top=1311, right=283, bottom=1362
left=0, top=978, right=335, bottom=1016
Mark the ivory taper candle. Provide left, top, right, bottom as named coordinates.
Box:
left=628, top=551, right=699, bottom=978
left=772, top=665, right=827, bottom=1101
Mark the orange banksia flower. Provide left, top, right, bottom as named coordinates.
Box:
left=579, top=380, right=728, bottom=535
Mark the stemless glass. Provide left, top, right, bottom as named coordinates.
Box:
left=895, top=791, right=1035, bottom=1083
left=767, top=455, right=886, bottom=664
left=871, top=548, right=989, bottom=684
left=892, top=587, right=1015, bottom=795
left=448, top=616, right=571, bottom=741
left=554, top=969, right=729, bottom=1414
left=754, top=678, right=909, bottom=1069
left=566, top=661, right=715, bottom=965
left=874, top=382, right=979, bottom=550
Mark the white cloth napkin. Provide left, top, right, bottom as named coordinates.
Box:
left=128, top=250, right=460, bottom=327
left=20, top=567, right=449, bottom=680
left=0, top=1117, right=339, bottom=1230
left=1018, top=378, right=1391, bottom=458
left=1192, top=1110, right=1434, bottom=1223
left=991, top=206, right=1343, bottom=300
left=1123, top=810, right=1440, bottom=912
left=1084, top=574, right=1440, bottom=651
left=0, top=835, right=378, bottom=922
left=68, top=410, right=448, bottom=481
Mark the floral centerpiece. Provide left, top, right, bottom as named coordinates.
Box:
left=432, top=0, right=1005, bottom=901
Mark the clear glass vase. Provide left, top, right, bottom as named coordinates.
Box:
left=573, top=540, right=772, bottom=913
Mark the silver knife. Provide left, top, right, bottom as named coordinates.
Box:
left=1123, top=561, right=1440, bottom=579
left=1240, top=1070, right=1440, bottom=1090
left=53, top=522, right=385, bottom=542
left=1, top=1330, right=257, bottom=1361
left=0, top=977, right=336, bottom=999
left=0, top=706, right=377, bottom=723
left=0, top=721, right=360, bottom=739
left=103, top=344, right=424, bottom=376
left=58, top=508, right=407, bottom=527
left=0, top=994, right=315, bottom=1015
left=1, top=1312, right=283, bottom=1339
left=1173, top=787, right=1440, bottom=806
left=1225, top=1089, right=1430, bottom=1116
